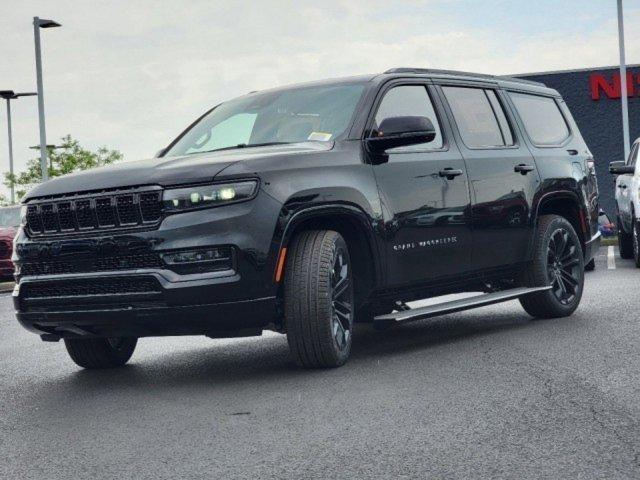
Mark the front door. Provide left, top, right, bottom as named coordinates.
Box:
left=438, top=85, right=539, bottom=270
left=369, top=83, right=472, bottom=287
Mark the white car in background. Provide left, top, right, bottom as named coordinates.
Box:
left=610, top=138, right=640, bottom=267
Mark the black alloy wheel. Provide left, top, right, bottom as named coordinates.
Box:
left=331, top=248, right=352, bottom=351
left=546, top=227, right=581, bottom=305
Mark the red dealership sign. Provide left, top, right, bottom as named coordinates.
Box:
left=590, top=72, right=638, bottom=100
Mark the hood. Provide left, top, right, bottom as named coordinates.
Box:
left=24, top=141, right=332, bottom=200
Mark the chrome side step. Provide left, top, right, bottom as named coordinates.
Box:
left=374, top=286, right=551, bottom=324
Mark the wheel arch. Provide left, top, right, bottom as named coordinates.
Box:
left=535, top=191, right=588, bottom=256
left=276, top=204, right=383, bottom=314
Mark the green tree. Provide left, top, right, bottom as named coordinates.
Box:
left=5, top=135, right=123, bottom=200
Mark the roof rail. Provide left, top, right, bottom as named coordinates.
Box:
left=383, top=68, right=545, bottom=87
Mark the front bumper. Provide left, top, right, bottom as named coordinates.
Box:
left=13, top=189, right=284, bottom=339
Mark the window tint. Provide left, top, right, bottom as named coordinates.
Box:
left=442, top=86, right=505, bottom=148
left=486, top=90, right=514, bottom=146
left=509, top=92, right=570, bottom=146
left=374, top=85, right=443, bottom=151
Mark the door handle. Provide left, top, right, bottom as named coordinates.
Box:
left=567, top=149, right=579, bottom=156
left=514, top=164, right=535, bottom=175
left=439, top=168, right=463, bottom=179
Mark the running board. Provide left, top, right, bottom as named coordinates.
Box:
left=374, top=286, right=551, bottom=324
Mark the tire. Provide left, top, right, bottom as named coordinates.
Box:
left=520, top=215, right=584, bottom=319
left=584, top=258, right=595, bottom=271
left=618, top=215, right=633, bottom=259
left=284, top=230, right=354, bottom=368
left=64, top=337, right=137, bottom=369
left=633, top=220, right=640, bottom=268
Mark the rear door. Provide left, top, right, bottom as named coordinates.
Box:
left=368, top=81, right=473, bottom=287
left=437, top=83, right=539, bottom=270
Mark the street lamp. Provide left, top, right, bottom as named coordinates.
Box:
left=0, top=90, right=37, bottom=204
left=33, top=16, right=61, bottom=183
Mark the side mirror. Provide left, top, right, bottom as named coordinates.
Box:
left=609, top=161, right=635, bottom=175
left=366, top=116, right=436, bottom=153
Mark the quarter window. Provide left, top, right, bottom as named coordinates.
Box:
left=442, top=86, right=510, bottom=148
left=373, top=85, right=443, bottom=151
left=509, top=92, right=570, bottom=146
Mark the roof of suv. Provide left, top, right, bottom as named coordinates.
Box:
left=379, top=67, right=559, bottom=96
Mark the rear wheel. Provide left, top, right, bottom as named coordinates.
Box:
left=520, top=215, right=584, bottom=319
left=64, top=337, right=137, bottom=369
left=284, top=230, right=354, bottom=368
left=618, top=215, right=633, bottom=259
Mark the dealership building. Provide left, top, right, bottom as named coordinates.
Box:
left=518, top=65, right=640, bottom=216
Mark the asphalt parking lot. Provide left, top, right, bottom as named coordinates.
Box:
left=1, top=246, right=639, bottom=479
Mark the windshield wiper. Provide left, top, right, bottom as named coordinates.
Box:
left=193, top=142, right=293, bottom=154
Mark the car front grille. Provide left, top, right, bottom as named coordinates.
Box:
left=19, top=253, right=163, bottom=277
left=21, top=276, right=162, bottom=299
left=26, top=187, right=162, bottom=237
left=19, top=275, right=165, bottom=312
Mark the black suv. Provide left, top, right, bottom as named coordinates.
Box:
left=14, top=68, right=600, bottom=369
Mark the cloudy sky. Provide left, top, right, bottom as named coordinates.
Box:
left=0, top=0, right=638, bottom=196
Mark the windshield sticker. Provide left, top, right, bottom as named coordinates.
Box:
left=308, top=132, right=333, bottom=141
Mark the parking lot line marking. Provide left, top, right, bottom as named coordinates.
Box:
left=607, top=246, right=616, bottom=270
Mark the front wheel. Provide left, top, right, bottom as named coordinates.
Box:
left=520, top=215, right=584, bottom=319
left=64, top=337, right=137, bottom=369
left=284, top=230, right=354, bottom=368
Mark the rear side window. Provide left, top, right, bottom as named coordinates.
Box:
left=509, top=92, right=570, bottom=146
left=374, top=85, right=443, bottom=151
left=441, top=86, right=512, bottom=148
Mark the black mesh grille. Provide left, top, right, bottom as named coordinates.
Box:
left=20, top=253, right=163, bottom=276
left=57, top=202, right=75, bottom=231
left=21, top=276, right=161, bottom=299
left=116, top=195, right=139, bottom=225
left=140, top=192, right=161, bottom=222
left=95, top=197, right=116, bottom=227
left=26, top=188, right=162, bottom=236
left=41, top=204, right=58, bottom=232
left=75, top=199, right=95, bottom=229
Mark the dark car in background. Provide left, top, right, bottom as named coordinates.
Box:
left=0, top=206, right=20, bottom=278
left=13, top=68, right=599, bottom=370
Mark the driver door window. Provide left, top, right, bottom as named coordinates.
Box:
left=374, top=85, right=443, bottom=151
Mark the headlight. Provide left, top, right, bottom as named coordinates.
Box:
left=20, top=205, right=28, bottom=226
left=162, top=180, right=258, bottom=212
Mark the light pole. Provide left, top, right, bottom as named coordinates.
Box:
left=617, top=0, right=630, bottom=159
left=0, top=90, right=37, bottom=204
left=33, top=16, right=61, bottom=183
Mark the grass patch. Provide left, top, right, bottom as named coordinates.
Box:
left=601, top=236, right=617, bottom=247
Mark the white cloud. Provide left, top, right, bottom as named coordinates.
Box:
left=0, top=0, right=637, bottom=198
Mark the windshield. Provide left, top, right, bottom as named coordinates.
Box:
left=0, top=206, right=20, bottom=228
left=165, top=82, right=366, bottom=156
